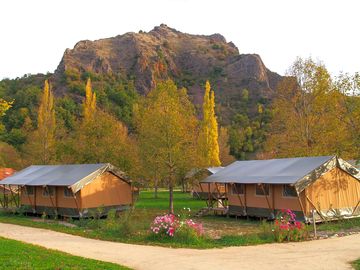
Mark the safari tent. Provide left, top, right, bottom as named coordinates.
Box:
left=201, top=156, right=360, bottom=222
left=186, top=167, right=224, bottom=199
left=0, top=163, right=133, bottom=217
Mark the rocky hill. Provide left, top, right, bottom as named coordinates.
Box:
left=53, top=24, right=282, bottom=124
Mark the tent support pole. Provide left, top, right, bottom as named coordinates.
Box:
left=34, top=187, right=37, bottom=213
left=304, top=194, right=326, bottom=221
left=9, top=186, right=19, bottom=208
left=55, top=187, right=58, bottom=216
left=26, top=187, right=34, bottom=212
left=208, top=183, right=213, bottom=208
left=260, top=184, right=273, bottom=218
left=352, top=200, right=360, bottom=215
left=45, top=186, right=56, bottom=214
left=297, top=191, right=307, bottom=220
left=244, top=185, right=247, bottom=216
left=215, top=183, right=224, bottom=208
left=0, top=187, right=4, bottom=208
left=232, top=183, right=244, bottom=215
left=272, top=185, right=275, bottom=214
left=199, top=183, right=207, bottom=205
left=72, top=193, right=81, bottom=217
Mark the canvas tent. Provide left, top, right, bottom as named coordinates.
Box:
left=201, top=156, right=360, bottom=222
left=0, top=163, right=132, bottom=217
left=186, top=167, right=224, bottom=199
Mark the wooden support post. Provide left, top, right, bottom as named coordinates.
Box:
left=9, top=186, right=19, bottom=208
left=34, top=187, right=37, bottom=213
left=272, top=185, right=276, bottom=214
left=55, top=187, right=58, bottom=216
left=45, top=186, right=56, bottom=214
left=305, top=194, right=326, bottom=221
left=232, top=183, right=244, bottom=211
left=207, top=183, right=212, bottom=208
left=73, top=192, right=81, bottom=217
left=261, top=184, right=273, bottom=218
left=312, top=210, right=317, bottom=238
left=297, top=192, right=307, bottom=220
left=352, top=200, right=360, bottom=215
left=244, top=184, right=247, bottom=216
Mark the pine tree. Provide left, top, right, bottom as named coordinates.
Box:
left=201, top=81, right=221, bottom=166
left=83, top=78, right=96, bottom=121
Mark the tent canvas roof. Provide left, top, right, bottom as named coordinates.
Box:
left=0, top=163, right=129, bottom=193
left=201, top=156, right=360, bottom=193
left=202, top=156, right=334, bottom=185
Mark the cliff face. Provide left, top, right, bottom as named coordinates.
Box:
left=54, top=24, right=282, bottom=123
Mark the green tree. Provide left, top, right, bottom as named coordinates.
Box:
left=135, top=80, right=200, bottom=213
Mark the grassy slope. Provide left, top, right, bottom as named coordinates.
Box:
left=0, top=237, right=129, bottom=270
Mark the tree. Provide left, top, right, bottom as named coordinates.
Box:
left=24, top=80, right=56, bottom=164
left=83, top=78, right=96, bottom=122
left=265, top=57, right=349, bottom=157
left=135, top=80, right=200, bottom=213
left=58, top=80, right=139, bottom=176
left=201, top=81, right=221, bottom=166
left=218, top=126, right=235, bottom=165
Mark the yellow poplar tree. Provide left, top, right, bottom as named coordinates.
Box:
left=35, top=80, right=56, bottom=164
left=202, top=81, right=221, bottom=166
left=83, top=78, right=96, bottom=121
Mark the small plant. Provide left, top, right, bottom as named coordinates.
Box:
left=273, top=209, right=308, bottom=242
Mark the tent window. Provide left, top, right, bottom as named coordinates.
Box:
left=43, top=187, right=55, bottom=197
left=283, top=185, right=297, bottom=197
left=25, top=186, right=34, bottom=196
left=64, top=188, right=74, bottom=198
left=255, top=184, right=270, bottom=196
left=231, top=183, right=244, bottom=195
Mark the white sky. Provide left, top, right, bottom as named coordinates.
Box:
left=1, top=0, right=359, bottom=79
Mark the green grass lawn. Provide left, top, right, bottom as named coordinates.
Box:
left=0, top=190, right=359, bottom=249
left=0, top=237, right=129, bottom=270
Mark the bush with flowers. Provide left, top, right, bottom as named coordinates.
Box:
left=150, top=208, right=204, bottom=241
left=273, top=209, right=308, bottom=242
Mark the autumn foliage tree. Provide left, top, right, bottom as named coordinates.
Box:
left=201, top=81, right=221, bottom=166
left=265, top=57, right=352, bottom=157
left=135, top=80, right=201, bottom=213
left=24, top=80, right=56, bottom=164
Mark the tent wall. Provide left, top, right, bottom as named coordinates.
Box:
left=80, top=172, right=132, bottom=209
left=20, top=186, right=80, bottom=215
left=305, top=167, right=360, bottom=220
left=227, top=184, right=305, bottom=219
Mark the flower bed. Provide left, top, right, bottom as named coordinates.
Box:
left=150, top=208, right=204, bottom=239
left=273, top=209, right=308, bottom=242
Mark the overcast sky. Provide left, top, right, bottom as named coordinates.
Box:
left=1, top=0, right=359, bottom=79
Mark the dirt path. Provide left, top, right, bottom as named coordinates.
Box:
left=0, top=223, right=359, bottom=270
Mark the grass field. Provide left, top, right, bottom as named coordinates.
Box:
left=0, top=190, right=359, bottom=249
left=0, top=237, right=129, bottom=270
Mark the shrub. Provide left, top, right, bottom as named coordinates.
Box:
left=273, top=209, right=308, bottom=242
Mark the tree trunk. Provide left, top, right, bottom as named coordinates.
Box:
left=181, top=178, right=185, bottom=193
left=154, top=178, right=158, bottom=199
left=169, top=183, right=174, bottom=214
